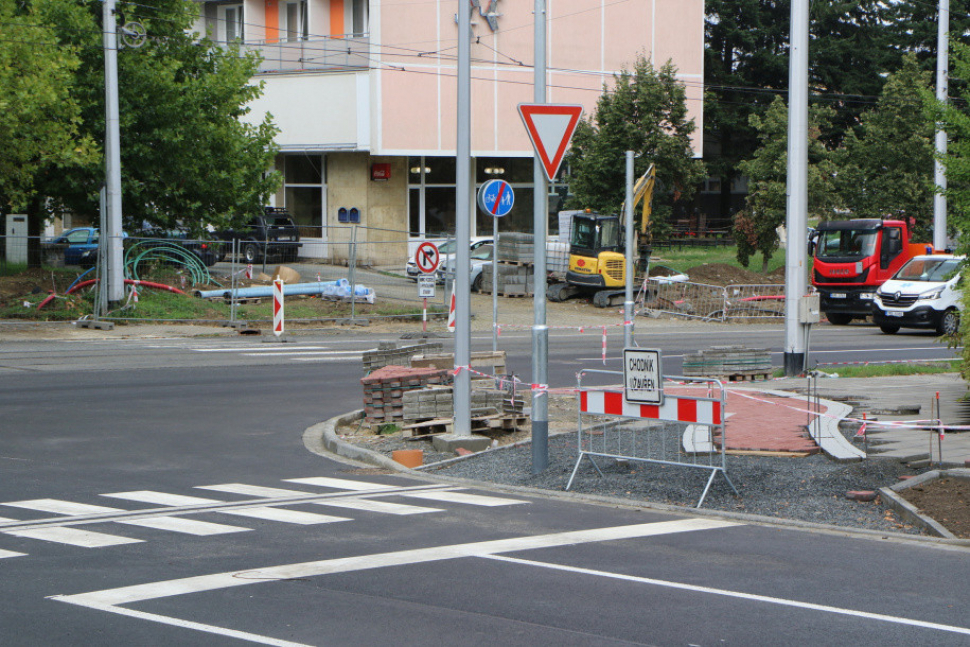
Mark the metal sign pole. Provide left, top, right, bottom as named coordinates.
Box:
left=492, top=213, right=498, bottom=353
left=531, top=0, right=549, bottom=473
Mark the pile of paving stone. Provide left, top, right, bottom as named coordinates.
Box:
left=360, top=365, right=451, bottom=423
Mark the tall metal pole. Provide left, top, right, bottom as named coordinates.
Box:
left=453, top=0, right=472, bottom=436
left=783, top=0, right=809, bottom=376
left=531, top=0, right=548, bottom=473
left=623, top=150, right=635, bottom=349
left=934, top=0, right=949, bottom=251
left=492, top=213, right=498, bottom=353
left=103, top=0, right=125, bottom=304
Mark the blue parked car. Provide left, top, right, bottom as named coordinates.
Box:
left=51, top=227, right=100, bottom=266
left=49, top=227, right=129, bottom=266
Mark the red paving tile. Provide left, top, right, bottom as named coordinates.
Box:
left=721, top=389, right=822, bottom=453
left=667, top=386, right=822, bottom=453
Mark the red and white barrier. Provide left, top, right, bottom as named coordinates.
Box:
left=273, top=279, right=284, bottom=337
left=580, top=389, right=722, bottom=425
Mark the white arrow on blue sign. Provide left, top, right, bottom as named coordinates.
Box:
left=477, top=179, right=514, bottom=218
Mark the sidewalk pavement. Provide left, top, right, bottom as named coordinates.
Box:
left=742, top=373, right=970, bottom=468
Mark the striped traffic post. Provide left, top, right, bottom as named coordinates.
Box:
left=273, top=279, right=284, bottom=337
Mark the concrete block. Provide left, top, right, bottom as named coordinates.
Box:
left=391, top=449, right=423, bottom=468
left=431, top=433, right=492, bottom=453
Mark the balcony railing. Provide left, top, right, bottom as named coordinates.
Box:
left=241, top=35, right=371, bottom=74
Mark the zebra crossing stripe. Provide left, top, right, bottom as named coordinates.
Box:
left=0, top=548, right=26, bottom=559
left=400, top=490, right=527, bottom=507
left=102, top=491, right=223, bottom=506
left=219, top=507, right=349, bottom=525
left=310, top=498, right=440, bottom=516
left=284, top=477, right=397, bottom=491
left=196, top=484, right=313, bottom=499
left=117, top=517, right=249, bottom=536
left=4, top=527, right=142, bottom=548
left=3, top=499, right=123, bottom=516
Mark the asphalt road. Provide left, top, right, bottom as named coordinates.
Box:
left=0, top=323, right=968, bottom=645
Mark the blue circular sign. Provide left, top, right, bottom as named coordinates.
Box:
left=477, top=179, right=514, bottom=218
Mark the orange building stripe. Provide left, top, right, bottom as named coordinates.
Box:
left=265, top=0, right=279, bottom=42
left=330, top=0, right=344, bottom=37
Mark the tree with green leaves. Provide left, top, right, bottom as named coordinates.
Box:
left=735, top=96, right=838, bottom=272
left=14, top=0, right=280, bottom=265
left=0, top=0, right=95, bottom=232
left=834, top=54, right=935, bottom=234
left=566, top=56, right=705, bottom=234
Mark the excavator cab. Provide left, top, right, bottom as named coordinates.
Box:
left=565, top=213, right=626, bottom=290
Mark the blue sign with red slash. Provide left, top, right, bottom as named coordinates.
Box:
left=477, top=179, right=514, bottom=218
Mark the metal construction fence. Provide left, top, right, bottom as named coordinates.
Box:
left=568, top=370, right=737, bottom=508
left=641, top=280, right=786, bottom=322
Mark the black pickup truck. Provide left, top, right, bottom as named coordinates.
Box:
left=219, top=208, right=302, bottom=263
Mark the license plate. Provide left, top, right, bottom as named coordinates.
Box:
left=830, top=293, right=846, bottom=299
left=887, top=311, right=903, bottom=317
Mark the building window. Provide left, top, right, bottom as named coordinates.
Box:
left=280, top=0, right=308, bottom=41
left=352, top=0, right=368, bottom=36
left=281, top=153, right=325, bottom=238
left=218, top=4, right=243, bottom=43
left=408, top=156, right=456, bottom=237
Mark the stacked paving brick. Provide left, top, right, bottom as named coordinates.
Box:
left=682, top=346, right=772, bottom=381
left=480, top=263, right=534, bottom=296
left=361, top=342, right=443, bottom=374
left=360, top=365, right=452, bottom=423
left=402, top=387, right=522, bottom=422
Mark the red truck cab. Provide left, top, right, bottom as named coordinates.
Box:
left=812, top=219, right=934, bottom=324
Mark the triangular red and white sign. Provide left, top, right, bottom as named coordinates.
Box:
left=518, top=104, right=584, bottom=182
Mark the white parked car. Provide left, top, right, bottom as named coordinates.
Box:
left=872, top=254, right=964, bottom=335
left=405, top=237, right=493, bottom=280
left=436, top=244, right=494, bottom=290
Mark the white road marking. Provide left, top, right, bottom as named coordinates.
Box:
left=3, top=499, right=123, bottom=516
left=64, top=604, right=313, bottom=647
left=0, top=516, right=19, bottom=523
left=5, top=527, right=142, bottom=548
left=309, top=498, right=440, bottom=516
left=55, top=519, right=736, bottom=606
left=289, top=356, right=363, bottom=362
left=0, top=548, right=26, bottom=559
left=240, top=350, right=363, bottom=357
left=191, top=346, right=333, bottom=353
left=102, top=491, right=223, bottom=506
left=284, top=477, right=397, bottom=491
left=117, top=517, right=249, bottom=536
left=218, top=507, right=349, bottom=525
left=196, top=484, right=313, bottom=499
left=485, top=555, right=970, bottom=637
left=400, top=490, right=527, bottom=507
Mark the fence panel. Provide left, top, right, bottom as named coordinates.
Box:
left=568, top=369, right=737, bottom=508
left=640, top=279, right=727, bottom=321
left=722, top=284, right=786, bottom=321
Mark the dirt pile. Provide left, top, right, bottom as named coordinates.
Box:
left=684, top=263, right=782, bottom=286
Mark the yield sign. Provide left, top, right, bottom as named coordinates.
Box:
left=518, top=103, right=584, bottom=182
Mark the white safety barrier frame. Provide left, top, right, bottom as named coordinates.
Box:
left=567, top=369, right=738, bottom=508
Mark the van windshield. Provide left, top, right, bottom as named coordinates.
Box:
left=816, top=229, right=878, bottom=259
left=894, top=257, right=962, bottom=282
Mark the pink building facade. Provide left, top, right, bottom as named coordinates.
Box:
left=193, top=0, right=703, bottom=254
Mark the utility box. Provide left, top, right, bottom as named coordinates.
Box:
left=799, top=294, right=821, bottom=324
left=5, top=214, right=28, bottom=264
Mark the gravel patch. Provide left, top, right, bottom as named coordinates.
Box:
left=422, top=433, right=924, bottom=534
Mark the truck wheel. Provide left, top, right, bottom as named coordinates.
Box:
left=879, top=324, right=899, bottom=334
left=937, top=309, right=960, bottom=336
left=243, top=243, right=260, bottom=264
left=826, top=313, right=852, bottom=325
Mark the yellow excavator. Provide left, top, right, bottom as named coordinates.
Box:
left=546, top=164, right=656, bottom=307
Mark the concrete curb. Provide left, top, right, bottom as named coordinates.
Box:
left=879, top=469, right=970, bottom=539
left=305, top=411, right=970, bottom=549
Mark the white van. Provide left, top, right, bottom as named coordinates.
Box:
left=872, top=254, right=964, bottom=335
